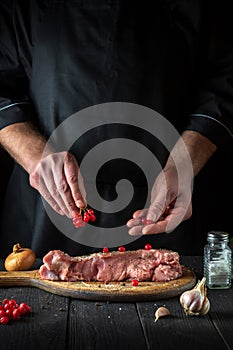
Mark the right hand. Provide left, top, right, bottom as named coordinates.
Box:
left=29, top=151, right=86, bottom=218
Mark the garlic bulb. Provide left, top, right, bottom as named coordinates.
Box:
left=180, top=277, right=210, bottom=316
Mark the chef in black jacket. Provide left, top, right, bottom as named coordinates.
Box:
left=0, top=1, right=232, bottom=258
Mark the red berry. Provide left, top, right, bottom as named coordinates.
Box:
left=5, top=308, right=13, bottom=319
left=141, top=217, right=147, bottom=224
left=12, top=308, right=21, bottom=320
left=90, top=214, right=96, bottom=222
left=83, top=212, right=91, bottom=223
left=0, top=316, right=10, bottom=325
left=4, top=303, right=11, bottom=310
left=141, top=218, right=153, bottom=225
left=72, top=215, right=82, bottom=222
left=73, top=211, right=82, bottom=218
left=0, top=310, right=6, bottom=317
left=8, top=300, right=16, bottom=307
left=73, top=217, right=85, bottom=228
left=18, top=302, right=31, bottom=315
left=132, top=279, right=138, bottom=287
left=144, top=244, right=152, bottom=250
left=102, top=247, right=109, bottom=253
left=118, top=246, right=126, bottom=252
left=87, top=208, right=94, bottom=215
left=2, top=299, right=9, bottom=305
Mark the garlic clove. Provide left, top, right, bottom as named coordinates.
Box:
left=180, top=277, right=210, bottom=316
left=199, top=297, right=210, bottom=316
left=155, top=306, right=170, bottom=322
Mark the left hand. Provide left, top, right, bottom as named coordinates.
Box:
left=126, top=165, right=193, bottom=235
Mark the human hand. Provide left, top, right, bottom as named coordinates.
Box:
left=126, top=165, right=193, bottom=235
left=29, top=151, right=86, bottom=218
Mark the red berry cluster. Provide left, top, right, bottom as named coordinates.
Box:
left=0, top=299, right=31, bottom=325
left=72, top=207, right=96, bottom=228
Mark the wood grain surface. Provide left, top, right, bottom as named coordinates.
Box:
left=0, top=265, right=196, bottom=301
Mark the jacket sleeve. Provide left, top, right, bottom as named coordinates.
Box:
left=0, top=1, right=35, bottom=130
left=186, top=2, right=233, bottom=148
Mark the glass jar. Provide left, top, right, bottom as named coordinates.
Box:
left=204, top=231, right=232, bottom=289
left=229, top=236, right=233, bottom=279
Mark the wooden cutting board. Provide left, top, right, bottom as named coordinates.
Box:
left=0, top=266, right=196, bottom=301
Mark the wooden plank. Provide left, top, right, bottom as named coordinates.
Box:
left=180, top=256, right=233, bottom=348
left=136, top=299, right=227, bottom=350
left=66, top=299, right=147, bottom=350
left=0, top=287, right=69, bottom=350
left=207, top=288, right=233, bottom=350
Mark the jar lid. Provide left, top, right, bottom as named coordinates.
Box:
left=207, top=231, right=229, bottom=242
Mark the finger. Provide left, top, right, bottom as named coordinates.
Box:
left=128, top=225, right=144, bottom=236
left=143, top=205, right=187, bottom=235
left=142, top=220, right=168, bottom=235
left=126, top=218, right=142, bottom=228
left=30, top=166, right=65, bottom=215
left=37, top=177, right=66, bottom=216
left=165, top=204, right=191, bottom=233
left=64, top=153, right=87, bottom=209
left=132, top=209, right=148, bottom=219
left=53, top=173, right=78, bottom=218
left=39, top=165, right=73, bottom=217
left=146, top=201, right=167, bottom=222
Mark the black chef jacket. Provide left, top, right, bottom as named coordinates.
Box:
left=0, top=0, right=232, bottom=258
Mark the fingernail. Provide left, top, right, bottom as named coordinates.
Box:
left=142, top=227, right=149, bottom=235
left=76, top=199, right=86, bottom=208
left=147, top=213, right=157, bottom=222
left=128, top=229, right=142, bottom=236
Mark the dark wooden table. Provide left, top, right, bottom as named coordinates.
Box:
left=0, top=256, right=232, bottom=350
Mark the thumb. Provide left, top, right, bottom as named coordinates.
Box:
left=146, top=200, right=167, bottom=222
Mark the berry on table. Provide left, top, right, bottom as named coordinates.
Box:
left=0, top=299, right=31, bottom=325
left=0, top=310, right=6, bottom=317
left=0, top=316, right=10, bottom=325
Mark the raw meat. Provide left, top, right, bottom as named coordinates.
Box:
left=39, top=249, right=183, bottom=283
